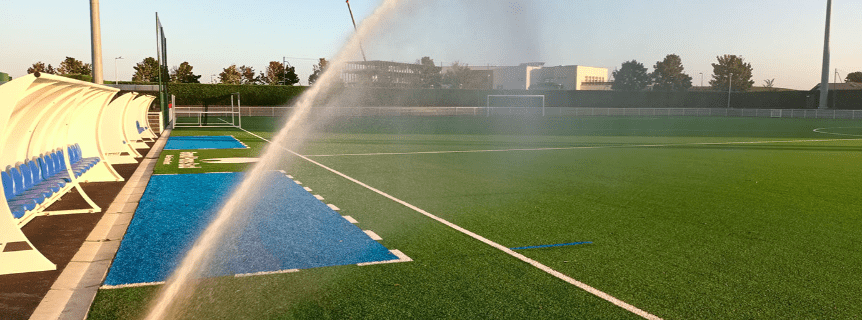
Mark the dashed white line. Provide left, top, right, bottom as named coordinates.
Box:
left=314, top=195, right=324, bottom=200
left=327, top=204, right=340, bottom=211
left=342, top=215, right=359, bottom=224
left=363, top=230, right=383, bottom=241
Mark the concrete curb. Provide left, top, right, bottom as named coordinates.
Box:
left=29, top=128, right=172, bottom=320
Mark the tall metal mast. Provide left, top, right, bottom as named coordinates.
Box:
left=819, top=0, right=832, bottom=109
left=346, top=0, right=367, bottom=61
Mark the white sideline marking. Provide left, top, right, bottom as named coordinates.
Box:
left=101, top=281, right=166, bottom=290
left=304, top=187, right=313, bottom=192
left=813, top=127, right=862, bottom=137
left=343, top=215, right=359, bottom=224
left=234, top=268, right=300, bottom=278
left=363, top=230, right=383, bottom=241
left=304, top=137, right=862, bottom=157
left=278, top=170, right=286, bottom=174
left=287, top=175, right=294, bottom=179
left=314, top=195, right=324, bottom=200
left=294, top=180, right=302, bottom=185
left=233, top=126, right=662, bottom=320
left=327, top=204, right=340, bottom=211
left=357, top=249, right=413, bottom=266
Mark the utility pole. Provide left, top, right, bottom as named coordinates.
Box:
left=90, top=0, right=104, bottom=84
left=819, top=0, right=832, bottom=109
left=346, top=0, right=367, bottom=61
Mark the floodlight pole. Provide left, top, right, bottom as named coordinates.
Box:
left=727, top=73, right=732, bottom=109
left=90, top=0, right=104, bottom=84
left=699, top=72, right=703, bottom=89
left=346, top=0, right=367, bottom=61
left=819, top=0, right=832, bottom=109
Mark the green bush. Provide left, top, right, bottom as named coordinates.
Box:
left=168, top=83, right=308, bottom=106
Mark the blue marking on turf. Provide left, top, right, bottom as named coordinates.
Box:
left=164, top=135, right=247, bottom=150
left=510, top=241, right=592, bottom=250
left=104, top=171, right=398, bottom=286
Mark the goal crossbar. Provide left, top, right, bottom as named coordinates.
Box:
left=485, top=95, right=546, bottom=116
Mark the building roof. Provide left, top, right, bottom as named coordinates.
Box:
left=810, top=82, right=862, bottom=91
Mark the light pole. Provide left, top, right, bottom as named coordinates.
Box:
left=699, top=72, right=703, bottom=89
left=819, top=0, right=832, bottom=109
left=727, top=73, right=733, bottom=109
left=114, top=56, right=123, bottom=84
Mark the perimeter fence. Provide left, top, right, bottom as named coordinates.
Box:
left=175, top=106, right=862, bottom=120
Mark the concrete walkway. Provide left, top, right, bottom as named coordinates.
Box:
left=29, top=128, right=171, bottom=320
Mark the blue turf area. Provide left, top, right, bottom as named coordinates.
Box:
left=104, top=172, right=398, bottom=286
left=163, top=135, right=246, bottom=150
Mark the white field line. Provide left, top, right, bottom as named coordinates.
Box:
left=303, top=137, right=862, bottom=157
left=813, top=127, right=862, bottom=137
left=101, top=281, right=166, bottom=290
left=234, top=126, right=662, bottom=320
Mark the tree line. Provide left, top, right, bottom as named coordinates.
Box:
left=612, top=54, right=759, bottom=92
left=27, top=56, right=862, bottom=90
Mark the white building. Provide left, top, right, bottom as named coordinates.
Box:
left=490, top=63, right=609, bottom=90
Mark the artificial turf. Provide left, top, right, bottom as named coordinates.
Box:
left=89, top=116, right=862, bottom=319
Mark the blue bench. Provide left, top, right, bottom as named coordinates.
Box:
left=136, top=121, right=148, bottom=134
left=2, top=144, right=99, bottom=219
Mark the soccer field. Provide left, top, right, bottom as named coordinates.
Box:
left=89, top=116, right=862, bottom=319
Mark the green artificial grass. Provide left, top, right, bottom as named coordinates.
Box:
left=91, top=116, right=862, bottom=319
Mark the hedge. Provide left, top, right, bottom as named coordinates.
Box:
left=167, top=83, right=308, bottom=106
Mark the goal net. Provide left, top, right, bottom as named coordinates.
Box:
left=486, top=95, right=546, bottom=116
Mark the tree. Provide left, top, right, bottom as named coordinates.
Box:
left=308, top=58, right=328, bottom=85
left=651, top=54, right=692, bottom=91
left=845, top=72, right=862, bottom=83
left=239, top=65, right=258, bottom=85
left=57, top=57, right=91, bottom=76
left=763, top=79, right=775, bottom=90
left=443, top=61, right=472, bottom=89
left=219, top=65, right=242, bottom=84
left=709, top=55, right=754, bottom=92
left=413, top=56, right=442, bottom=88
left=612, top=60, right=650, bottom=91
left=27, top=62, right=56, bottom=75
left=284, top=65, right=299, bottom=86
left=170, top=61, right=201, bottom=83
left=261, top=61, right=284, bottom=85
left=132, top=57, right=163, bottom=82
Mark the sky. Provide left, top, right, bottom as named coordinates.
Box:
left=2, top=0, right=860, bottom=90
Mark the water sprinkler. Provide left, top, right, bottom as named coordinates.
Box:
left=346, top=0, right=367, bottom=61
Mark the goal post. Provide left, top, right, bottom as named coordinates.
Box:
left=174, top=92, right=242, bottom=128
left=486, top=95, right=546, bottom=116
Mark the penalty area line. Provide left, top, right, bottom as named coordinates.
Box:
left=234, top=126, right=662, bottom=320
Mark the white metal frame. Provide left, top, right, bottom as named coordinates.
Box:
left=486, top=94, right=546, bottom=116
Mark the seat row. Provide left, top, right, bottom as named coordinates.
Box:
left=1, top=144, right=99, bottom=219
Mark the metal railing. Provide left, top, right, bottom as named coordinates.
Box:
left=174, top=106, right=862, bottom=120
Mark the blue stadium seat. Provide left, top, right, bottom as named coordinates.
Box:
left=1, top=170, right=14, bottom=200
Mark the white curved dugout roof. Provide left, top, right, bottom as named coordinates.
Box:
left=0, top=73, right=155, bottom=275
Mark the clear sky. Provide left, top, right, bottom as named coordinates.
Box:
left=2, top=0, right=860, bottom=89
